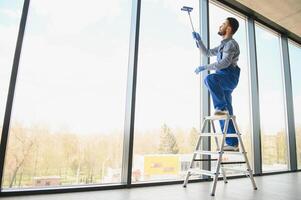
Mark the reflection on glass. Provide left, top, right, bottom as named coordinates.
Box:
left=209, top=3, right=253, bottom=173
left=132, top=0, right=200, bottom=182
left=255, top=24, right=288, bottom=172
left=2, top=0, right=130, bottom=189
left=0, top=0, right=23, bottom=142
left=288, top=41, right=301, bottom=169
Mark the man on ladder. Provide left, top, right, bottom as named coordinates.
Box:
left=183, top=17, right=257, bottom=196
left=193, top=17, right=241, bottom=151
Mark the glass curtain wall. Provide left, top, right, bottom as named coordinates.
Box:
left=255, top=24, right=288, bottom=172
left=1, top=0, right=300, bottom=192
left=132, top=0, right=200, bottom=183
left=2, top=0, right=131, bottom=189
left=288, top=40, right=301, bottom=169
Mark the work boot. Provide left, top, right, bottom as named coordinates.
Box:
left=214, top=108, right=229, bottom=116
left=223, top=144, right=239, bottom=151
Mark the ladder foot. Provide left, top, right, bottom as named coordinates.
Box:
left=254, top=187, right=258, bottom=190
left=224, top=181, right=228, bottom=184
left=211, top=193, right=215, bottom=196
left=183, top=185, right=187, bottom=188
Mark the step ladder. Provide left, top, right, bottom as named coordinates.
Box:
left=183, top=114, right=257, bottom=196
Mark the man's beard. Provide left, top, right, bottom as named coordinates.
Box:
left=218, top=30, right=225, bottom=36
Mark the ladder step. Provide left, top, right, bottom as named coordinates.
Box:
left=189, top=169, right=218, bottom=176
left=221, top=161, right=246, bottom=165
left=205, top=115, right=233, bottom=120
left=221, top=167, right=251, bottom=174
left=199, top=133, right=240, bottom=137
left=194, top=150, right=244, bottom=155
left=193, top=158, right=218, bottom=162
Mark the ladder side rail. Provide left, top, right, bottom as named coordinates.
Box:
left=232, top=116, right=257, bottom=190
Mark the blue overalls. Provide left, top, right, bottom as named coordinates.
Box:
left=204, top=44, right=240, bottom=146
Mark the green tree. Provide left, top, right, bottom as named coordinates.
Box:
left=158, top=124, right=179, bottom=154
left=5, top=123, right=35, bottom=188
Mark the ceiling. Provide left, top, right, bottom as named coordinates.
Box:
left=234, top=0, right=301, bottom=37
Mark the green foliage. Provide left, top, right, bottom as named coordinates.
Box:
left=158, top=124, right=179, bottom=154
left=1, top=123, right=301, bottom=188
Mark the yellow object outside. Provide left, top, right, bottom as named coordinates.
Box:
left=144, top=155, right=179, bottom=176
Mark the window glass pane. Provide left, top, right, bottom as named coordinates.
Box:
left=132, top=0, right=200, bottom=183
left=2, top=0, right=131, bottom=189
left=288, top=40, right=301, bottom=169
left=209, top=2, right=253, bottom=172
left=0, top=0, right=23, bottom=141
left=255, top=24, right=288, bottom=172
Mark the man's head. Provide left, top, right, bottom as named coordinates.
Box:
left=218, top=17, right=239, bottom=36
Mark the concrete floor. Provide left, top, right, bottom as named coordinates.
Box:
left=1, top=172, right=301, bottom=200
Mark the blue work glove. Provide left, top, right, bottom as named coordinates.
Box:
left=192, top=32, right=201, bottom=48
left=194, top=65, right=206, bottom=74
left=192, top=32, right=201, bottom=41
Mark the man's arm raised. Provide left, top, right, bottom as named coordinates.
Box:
left=192, top=32, right=219, bottom=57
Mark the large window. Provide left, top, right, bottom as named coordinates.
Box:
left=255, top=24, right=288, bottom=172
left=2, top=0, right=131, bottom=189
left=209, top=2, right=253, bottom=171
left=132, top=0, right=200, bottom=182
left=1, top=0, right=301, bottom=193
left=288, top=40, right=301, bottom=169
left=0, top=0, right=23, bottom=141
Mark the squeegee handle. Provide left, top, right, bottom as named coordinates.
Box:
left=188, top=13, right=199, bottom=48
left=188, top=12, right=195, bottom=32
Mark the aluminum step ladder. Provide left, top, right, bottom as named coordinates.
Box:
left=183, top=114, right=257, bottom=196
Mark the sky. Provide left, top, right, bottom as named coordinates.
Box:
left=0, top=0, right=300, bottom=135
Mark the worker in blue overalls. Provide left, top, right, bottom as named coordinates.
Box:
left=192, top=17, right=240, bottom=151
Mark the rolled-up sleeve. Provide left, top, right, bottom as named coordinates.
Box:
left=205, top=42, right=237, bottom=70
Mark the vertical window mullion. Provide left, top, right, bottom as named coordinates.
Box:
left=200, top=0, right=210, bottom=172
left=122, top=0, right=141, bottom=186
left=280, top=36, right=297, bottom=171
left=247, top=17, right=262, bottom=175
left=0, top=0, right=30, bottom=190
